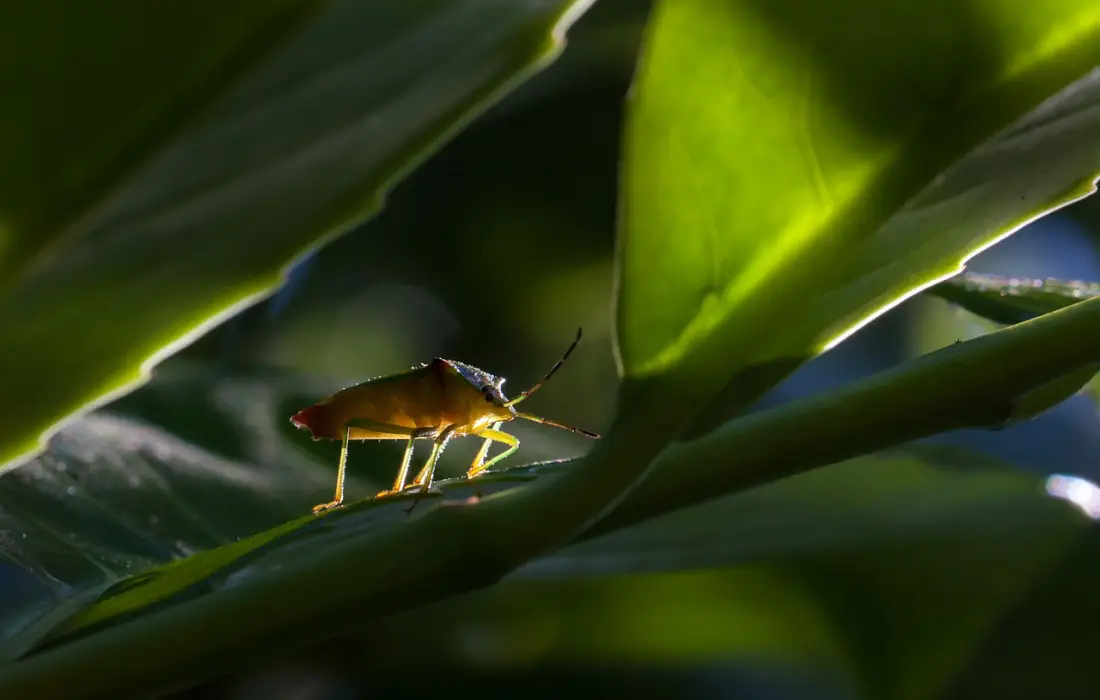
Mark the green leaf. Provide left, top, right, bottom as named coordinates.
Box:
left=317, top=449, right=1090, bottom=700
left=484, top=4, right=1100, bottom=612
left=593, top=296, right=1100, bottom=537
left=8, top=5, right=1100, bottom=695
left=922, top=272, right=1100, bottom=414
left=1087, top=372, right=1100, bottom=406
left=0, top=0, right=597, bottom=473
left=0, top=0, right=322, bottom=266
left=5, top=295, right=1100, bottom=697
left=929, top=272, right=1100, bottom=325
left=1006, top=361, right=1100, bottom=422
left=0, top=361, right=556, bottom=644
left=947, top=525, right=1100, bottom=700
left=615, top=0, right=1100, bottom=436
left=0, top=375, right=344, bottom=647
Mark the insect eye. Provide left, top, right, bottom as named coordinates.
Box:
left=481, top=386, right=494, bottom=402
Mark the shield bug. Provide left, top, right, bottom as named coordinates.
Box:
left=291, top=328, right=599, bottom=514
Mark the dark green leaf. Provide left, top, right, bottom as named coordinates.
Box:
left=929, top=272, right=1100, bottom=325
left=923, top=272, right=1100, bottom=413
left=946, top=523, right=1100, bottom=700
left=1006, top=361, right=1100, bottom=422
left=0, top=0, right=321, bottom=265
left=353, top=449, right=1089, bottom=700
left=5, top=295, right=1100, bottom=698
left=0, top=0, right=597, bottom=473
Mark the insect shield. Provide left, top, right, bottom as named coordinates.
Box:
left=291, top=328, right=599, bottom=514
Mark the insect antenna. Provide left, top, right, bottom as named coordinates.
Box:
left=504, top=327, right=584, bottom=407
left=515, top=412, right=600, bottom=439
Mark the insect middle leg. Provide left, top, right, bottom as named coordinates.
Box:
left=409, top=425, right=459, bottom=493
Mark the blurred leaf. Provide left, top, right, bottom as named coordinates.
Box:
left=0, top=394, right=334, bottom=645
left=11, top=443, right=1093, bottom=700
left=17, top=465, right=547, bottom=655
left=1065, top=172, right=1100, bottom=243
left=591, top=295, right=1100, bottom=539
left=0, top=361, right=539, bottom=644
left=615, top=0, right=1100, bottom=439
left=929, top=272, right=1100, bottom=325
left=1007, top=361, right=1100, bottom=422
left=0, top=0, right=321, bottom=265
left=1087, top=373, right=1100, bottom=406
left=352, top=449, right=1089, bottom=700
left=923, top=272, right=1100, bottom=411
left=945, top=524, right=1100, bottom=700
left=0, top=0, right=598, bottom=473
left=5, top=295, right=1100, bottom=698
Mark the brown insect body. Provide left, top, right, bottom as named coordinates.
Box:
left=291, top=328, right=599, bottom=515
left=291, top=358, right=514, bottom=441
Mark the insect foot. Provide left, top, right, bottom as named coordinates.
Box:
left=312, top=500, right=343, bottom=514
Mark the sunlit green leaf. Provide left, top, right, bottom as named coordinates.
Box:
left=0, top=0, right=597, bottom=473
left=615, top=0, right=1100, bottom=432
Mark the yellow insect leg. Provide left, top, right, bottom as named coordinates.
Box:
left=466, top=429, right=519, bottom=478
left=369, top=425, right=437, bottom=499
left=410, top=425, right=458, bottom=493
left=313, top=420, right=434, bottom=512
left=375, top=436, right=416, bottom=498
left=468, top=421, right=502, bottom=475
left=312, top=426, right=351, bottom=514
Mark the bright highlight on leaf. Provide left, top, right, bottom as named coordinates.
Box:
left=615, top=0, right=1100, bottom=419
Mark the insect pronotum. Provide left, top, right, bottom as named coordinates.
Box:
left=290, top=327, right=600, bottom=514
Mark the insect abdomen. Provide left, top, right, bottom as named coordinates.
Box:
left=290, top=404, right=338, bottom=440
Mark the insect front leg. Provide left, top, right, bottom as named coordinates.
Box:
left=466, top=429, right=519, bottom=478
left=469, top=421, right=502, bottom=476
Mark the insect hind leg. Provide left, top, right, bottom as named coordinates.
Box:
left=312, top=420, right=435, bottom=514
left=312, top=426, right=352, bottom=514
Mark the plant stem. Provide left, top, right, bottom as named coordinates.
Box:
left=594, top=293, right=1100, bottom=538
